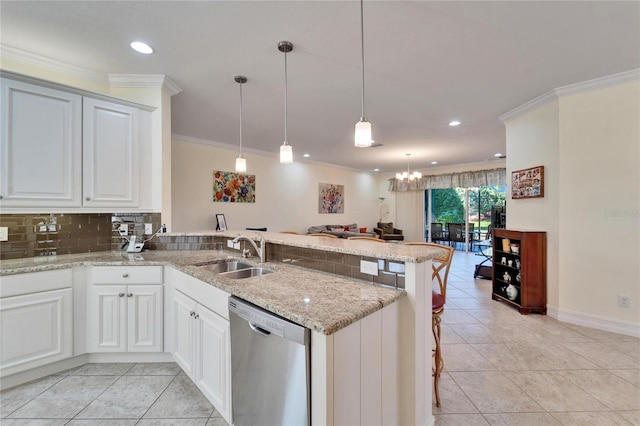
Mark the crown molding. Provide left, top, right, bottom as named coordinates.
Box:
left=500, top=68, right=640, bottom=123
left=108, top=74, right=182, bottom=96
left=172, top=134, right=365, bottom=173
left=498, top=90, right=558, bottom=123
left=554, top=68, right=640, bottom=98
left=0, top=44, right=108, bottom=85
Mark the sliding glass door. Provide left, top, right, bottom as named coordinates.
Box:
left=425, top=184, right=506, bottom=248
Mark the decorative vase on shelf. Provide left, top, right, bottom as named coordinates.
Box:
left=505, top=283, right=518, bottom=301
left=503, top=271, right=511, bottom=283
left=502, top=238, right=511, bottom=252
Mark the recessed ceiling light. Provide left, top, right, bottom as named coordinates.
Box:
left=449, top=120, right=461, bottom=127
left=431, top=161, right=438, bottom=165
left=494, top=153, right=503, bottom=157
left=130, top=41, right=154, bottom=54
left=303, top=153, right=310, bottom=158
left=374, top=168, right=380, bottom=172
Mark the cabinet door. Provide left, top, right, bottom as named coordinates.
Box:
left=82, top=98, right=139, bottom=207
left=172, top=289, right=196, bottom=377
left=87, top=285, right=127, bottom=352
left=0, top=78, right=82, bottom=207
left=0, top=288, right=73, bottom=377
left=127, top=285, right=163, bottom=352
left=195, top=304, right=231, bottom=423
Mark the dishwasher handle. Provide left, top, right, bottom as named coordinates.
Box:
left=248, top=322, right=272, bottom=337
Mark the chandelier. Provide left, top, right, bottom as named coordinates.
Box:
left=396, top=153, right=422, bottom=181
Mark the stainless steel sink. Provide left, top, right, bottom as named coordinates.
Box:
left=197, top=261, right=274, bottom=279
left=198, top=261, right=253, bottom=274
left=219, top=267, right=274, bottom=279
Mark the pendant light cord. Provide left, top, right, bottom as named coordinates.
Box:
left=239, top=81, right=243, bottom=156
left=284, top=48, right=288, bottom=145
left=360, top=0, right=366, bottom=120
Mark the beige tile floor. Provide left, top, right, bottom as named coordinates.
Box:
left=1, top=251, right=638, bottom=426
left=434, top=251, right=640, bottom=426
left=0, top=362, right=228, bottom=425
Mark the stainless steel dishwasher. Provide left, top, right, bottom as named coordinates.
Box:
left=229, top=296, right=311, bottom=426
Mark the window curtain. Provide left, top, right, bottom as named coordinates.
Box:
left=388, top=168, right=506, bottom=192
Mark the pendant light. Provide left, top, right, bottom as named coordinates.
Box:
left=396, top=153, right=422, bottom=181
left=355, top=0, right=372, bottom=147
left=278, top=41, right=293, bottom=164
left=234, top=75, right=247, bottom=173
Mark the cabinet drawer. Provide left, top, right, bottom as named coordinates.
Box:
left=89, top=266, right=163, bottom=284
left=0, top=268, right=72, bottom=298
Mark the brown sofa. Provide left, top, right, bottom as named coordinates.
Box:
left=307, top=223, right=376, bottom=239
left=374, top=222, right=404, bottom=241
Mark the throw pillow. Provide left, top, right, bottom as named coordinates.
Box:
left=345, top=223, right=358, bottom=231
left=380, top=222, right=394, bottom=234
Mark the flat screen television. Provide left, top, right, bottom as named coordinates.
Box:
left=491, top=205, right=506, bottom=229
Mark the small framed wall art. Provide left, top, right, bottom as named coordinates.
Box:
left=511, top=166, right=544, bottom=199
left=215, top=214, right=227, bottom=231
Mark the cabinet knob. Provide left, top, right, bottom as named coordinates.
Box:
left=127, top=293, right=133, bottom=297
left=119, top=293, right=125, bottom=297
left=194, top=313, right=199, bottom=319
left=190, top=311, right=195, bottom=317
left=122, top=273, right=129, bottom=278
left=85, top=196, right=91, bottom=201
left=0, top=195, right=3, bottom=199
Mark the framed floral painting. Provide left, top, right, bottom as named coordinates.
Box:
left=319, top=183, right=344, bottom=213
left=213, top=170, right=256, bottom=203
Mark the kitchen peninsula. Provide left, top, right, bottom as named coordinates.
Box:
left=0, top=231, right=443, bottom=426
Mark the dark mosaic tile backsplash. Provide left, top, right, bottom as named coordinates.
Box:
left=0, top=213, right=161, bottom=260
left=1, top=220, right=404, bottom=289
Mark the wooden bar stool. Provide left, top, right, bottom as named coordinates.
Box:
left=404, top=242, right=454, bottom=407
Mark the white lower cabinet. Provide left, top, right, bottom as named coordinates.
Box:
left=87, top=266, right=164, bottom=353
left=0, top=287, right=73, bottom=377
left=88, top=284, right=163, bottom=353
left=171, top=288, right=231, bottom=423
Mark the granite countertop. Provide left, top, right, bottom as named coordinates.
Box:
left=164, top=230, right=445, bottom=263
left=0, top=249, right=406, bottom=335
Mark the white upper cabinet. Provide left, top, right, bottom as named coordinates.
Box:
left=0, top=76, right=153, bottom=211
left=0, top=78, right=82, bottom=207
left=82, top=98, right=139, bottom=207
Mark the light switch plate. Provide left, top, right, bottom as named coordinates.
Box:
left=0, top=227, right=8, bottom=242
left=144, top=223, right=153, bottom=234
left=118, top=224, right=128, bottom=236
left=360, top=260, right=379, bottom=276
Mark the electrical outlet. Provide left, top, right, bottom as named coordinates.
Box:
left=618, top=295, right=631, bottom=308
left=0, top=227, right=8, bottom=242
left=227, top=239, right=234, bottom=248
left=118, top=224, right=128, bottom=236
left=360, top=260, right=379, bottom=276
left=233, top=241, right=241, bottom=250
left=144, top=223, right=153, bottom=234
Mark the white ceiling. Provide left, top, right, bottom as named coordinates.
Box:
left=2, top=1, right=639, bottom=173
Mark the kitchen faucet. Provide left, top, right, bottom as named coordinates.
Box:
left=232, top=234, right=265, bottom=263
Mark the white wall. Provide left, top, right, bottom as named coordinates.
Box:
left=503, top=78, right=640, bottom=334
left=171, top=139, right=380, bottom=233
left=504, top=101, right=561, bottom=311
left=557, top=81, right=639, bottom=325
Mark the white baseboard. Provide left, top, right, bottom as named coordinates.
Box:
left=1, top=352, right=174, bottom=391
left=0, top=354, right=89, bottom=390
left=548, top=305, right=640, bottom=338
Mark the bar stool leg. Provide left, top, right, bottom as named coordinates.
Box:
left=432, top=309, right=444, bottom=407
